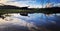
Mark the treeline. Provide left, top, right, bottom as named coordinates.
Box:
left=0, top=5, right=60, bottom=14
left=39, top=7, right=60, bottom=14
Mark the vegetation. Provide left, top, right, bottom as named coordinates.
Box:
left=0, top=5, right=60, bottom=14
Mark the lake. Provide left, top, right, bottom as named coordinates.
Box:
left=0, top=13, right=60, bottom=31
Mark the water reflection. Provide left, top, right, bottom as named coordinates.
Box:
left=0, top=13, right=60, bottom=31
left=11, top=13, right=60, bottom=31
left=12, top=13, right=57, bottom=25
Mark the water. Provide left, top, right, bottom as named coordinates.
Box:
left=12, top=13, right=57, bottom=26
left=0, top=13, right=60, bottom=31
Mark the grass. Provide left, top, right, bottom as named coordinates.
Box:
left=0, top=9, right=40, bottom=14
left=0, top=9, right=59, bottom=14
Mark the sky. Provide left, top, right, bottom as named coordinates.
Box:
left=0, top=0, right=60, bottom=8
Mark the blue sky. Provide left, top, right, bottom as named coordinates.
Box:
left=0, top=0, right=60, bottom=8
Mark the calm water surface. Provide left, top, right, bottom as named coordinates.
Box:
left=13, top=13, right=58, bottom=26
left=11, top=13, right=60, bottom=31
left=0, top=13, right=60, bottom=31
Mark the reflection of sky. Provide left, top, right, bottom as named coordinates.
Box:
left=12, top=13, right=60, bottom=27
left=0, top=13, right=59, bottom=31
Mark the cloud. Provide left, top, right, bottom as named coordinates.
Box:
left=0, top=0, right=60, bottom=8
left=54, top=3, right=60, bottom=7
left=0, top=0, right=42, bottom=8
left=0, top=0, right=8, bottom=3
left=45, top=3, right=54, bottom=8
left=12, top=0, right=36, bottom=1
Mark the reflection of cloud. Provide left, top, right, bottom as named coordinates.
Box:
left=11, top=13, right=56, bottom=25
left=0, top=16, right=39, bottom=31
left=0, top=13, right=58, bottom=31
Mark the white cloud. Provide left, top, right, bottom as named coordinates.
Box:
left=0, top=0, right=8, bottom=3
left=54, top=3, right=60, bottom=7
left=29, top=5, right=42, bottom=8
left=0, top=0, right=41, bottom=8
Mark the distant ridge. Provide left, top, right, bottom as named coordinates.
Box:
left=0, top=5, right=28, bottom=9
